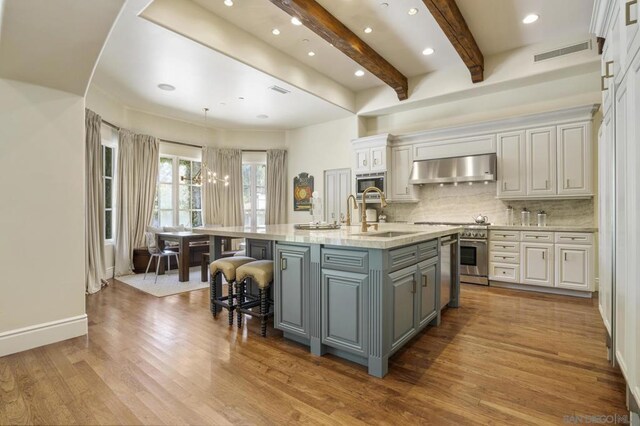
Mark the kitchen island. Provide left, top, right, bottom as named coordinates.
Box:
left=194, top=223, right=462, bottom=377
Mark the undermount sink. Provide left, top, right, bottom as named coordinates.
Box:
left=356, top=231, right=419, bottom=238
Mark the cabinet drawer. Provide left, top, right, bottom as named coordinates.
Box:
left=489, top=263, right=520, bottom=283
left=388, top=245, right=418, bottom=272
left=489, top=241, right=520, bottom=253
left=489, top=252, right=520, bottom=264
left=322, top=248, right=369, bottom=274
left=490, top=230, right=520, bottom=241
left=521, top=231, right=554, bottom=242
left=417, top=240, right=438, bottom=261
left=554, top=232, right=593, bottom=245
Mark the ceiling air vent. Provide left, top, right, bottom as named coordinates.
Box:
left=534, top=41, right=592, bottom=62
left=269, top=85, right=291, bottom=94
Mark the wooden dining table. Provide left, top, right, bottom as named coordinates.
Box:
left=156, top=231, right=210, bottom=282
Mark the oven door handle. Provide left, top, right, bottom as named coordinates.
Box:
left=460, top=239, right=487, bottom=245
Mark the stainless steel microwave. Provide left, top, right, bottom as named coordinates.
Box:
left=356, top=172, right=386, bottom=199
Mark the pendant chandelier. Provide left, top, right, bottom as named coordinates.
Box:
left=182, top=164, right=229, bottom=186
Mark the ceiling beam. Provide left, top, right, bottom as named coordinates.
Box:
left=422, top=0, right=484, bottom=83
left=268, top=0, right=409, bottom=100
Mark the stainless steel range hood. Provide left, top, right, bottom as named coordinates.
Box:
left=409, top=153, right=497, bottom=184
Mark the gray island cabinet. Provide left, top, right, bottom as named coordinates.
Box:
left=195, top=224, right=461, bottom=378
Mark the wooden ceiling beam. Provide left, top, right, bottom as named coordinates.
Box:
left=422, top=0, right=484, bottom=83
left=268, top=0, right=409, bottom=100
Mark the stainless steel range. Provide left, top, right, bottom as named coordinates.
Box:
left=414, top=221, right=489, bottom=286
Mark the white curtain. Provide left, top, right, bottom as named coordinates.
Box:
left=85, top=109, right=107, bottom=294
left=202, top=147, right=244, bottom=227
left=266, top=149, right=287, bottom=224
left=114, top=130, right=159, bottom=276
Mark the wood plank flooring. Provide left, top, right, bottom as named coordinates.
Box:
left=0, top=282, right=628, bottom=425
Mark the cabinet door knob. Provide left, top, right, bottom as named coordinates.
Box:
left=601, top=75, right=609, bottom=92
left=281, top=258, right=287, bottom=270
left=422, top=276, right=427, bottom=287
left=373, top=159, right=378, bottom=165
left=542, top=251, right=545, bottom=260
left=626, top=0, right=638, bottom=26
left=412, top=279, right=417, bottom=294
left=363, top=159, right=367, bottom=166
left=566, top=178, right=570, bottom=188
left=564, top=252, right=568, bottom=261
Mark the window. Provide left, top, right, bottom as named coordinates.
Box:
left=103, top=145, right=115, bottom=240
left=153, top=156, right=202, bottom=228
left=242, top=162, right=266, bottom=227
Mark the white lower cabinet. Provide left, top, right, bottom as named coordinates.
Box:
left=555, top=244, right=593, bottom=291
left=521, top=243, right=554, bottom=287
left=489, top=230, right=594, bottom=293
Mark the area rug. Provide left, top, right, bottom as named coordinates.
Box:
left=116, top=266, right=209, bottom=297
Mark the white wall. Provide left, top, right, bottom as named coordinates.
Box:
left=365, top=70, right=601, bottom=135
left=285, top=116, right=359, bottom=223
left=0, top=78, right=86, bottom=353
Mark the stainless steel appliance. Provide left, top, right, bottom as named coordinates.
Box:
left=414, top=221, right=489, bottom=286
left=439, top=234, right=457, bottom=308
left=355, top=172, right=386, bottom=199
left=408, top=153, right=497, bottom=185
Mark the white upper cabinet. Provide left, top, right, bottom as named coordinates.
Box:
left=352, top=134, right=390, bottom=174
left=389, top=146, right=417, bottom=202
left=557, top=122, right=593, bottom=196
left=354, top=148, right=371, bottom=174
left=526, top=127, right=557, bottom=197
left=370, top=146, right=386, bottom=172
left=497, top=131, right=526, bottom=198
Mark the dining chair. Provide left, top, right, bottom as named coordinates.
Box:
left=144, top=231, right=180, bottom=283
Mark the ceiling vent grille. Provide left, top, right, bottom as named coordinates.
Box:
left=269, top=85, right=291, bottom=94
left=534, top=41, right=592, bottom=62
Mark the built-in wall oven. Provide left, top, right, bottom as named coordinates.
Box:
left=355, top=172, right=386, bottom=199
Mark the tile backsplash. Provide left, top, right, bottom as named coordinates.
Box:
left=384, top=182, right=595, bottom=226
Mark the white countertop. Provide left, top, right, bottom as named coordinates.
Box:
left=193, top=223, right=462, bottom=249
left=488, top=225, right=597, bottom=233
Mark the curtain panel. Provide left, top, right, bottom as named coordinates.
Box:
left=114, top=130, right=159, bottom=276
left=85, top=109, right=107, bottom=294
left=266, top=149, right=288, bottom=225
left=202, top=147, right=244, bottom=227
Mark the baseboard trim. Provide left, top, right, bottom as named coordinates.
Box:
left=490, top=281, right=593, bottom=298
left=0, top=314, right=88, bottom=357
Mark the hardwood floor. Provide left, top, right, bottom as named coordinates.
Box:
left=0, top=282, right=628, bottom=425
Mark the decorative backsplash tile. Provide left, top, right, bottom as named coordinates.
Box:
left=384, top=182, right=595, bottom=226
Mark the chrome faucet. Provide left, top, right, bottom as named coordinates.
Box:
left=345, top=194, right=358, bottom=226
left=360, top=187, right=388, bottom=232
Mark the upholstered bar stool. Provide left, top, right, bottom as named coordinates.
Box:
left=209, top=256, right=255, bottom=325
left=235, top=260, right=274, bottom=337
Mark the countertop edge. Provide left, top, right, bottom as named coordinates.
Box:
left=488, top=225, right=598, bottom=233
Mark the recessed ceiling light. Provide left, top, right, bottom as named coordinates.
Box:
left=224, top=0, right=233, bottom=6
left=257, top=114, right=269, bottom=119
left=238, top=97, right=245, bottom=100
left=291, top=17, right=302, bottom=26
left=380, top=2, right=388, bottom=7
left=354, top=70, right=365, bottom=77
left=157, top=83, right=175, bottom=91
left=364, top=27, right=373, bottom=34
left=220, top=102, right=226, bottom=106
left=308, top=51, right=315, bottom=56
left=272, top=28, right=280, bottom=35
left=302, top=38, right=309, bottom=43
left=422, top=47, right=434, bottom=55
left=523, top=14, right=539, bottom=24
left=408, top=8, right=419, bottom=15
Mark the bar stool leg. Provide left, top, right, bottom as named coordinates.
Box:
left=260, top=288, right=267, bottom=337
left=228, top=281, right=235, bottom=326
left=237, top=280, right=244, bottom=329
left=210, top=273, right=218, bottom=317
